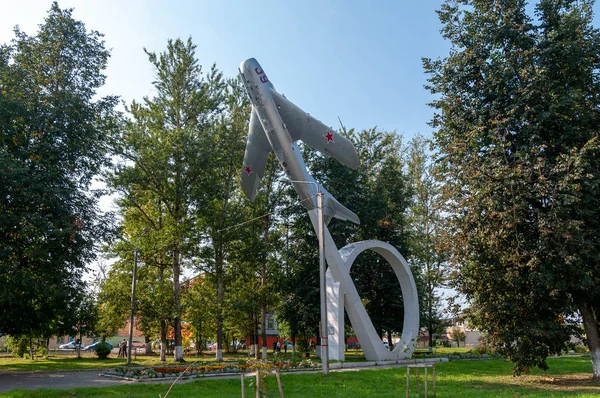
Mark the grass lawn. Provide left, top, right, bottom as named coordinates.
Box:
left=0, top=346, right=478, bottom=372
left=0, top=356, right=598, bottom=397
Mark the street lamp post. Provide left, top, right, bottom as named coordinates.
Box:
left=286, top=180, right=328, bottom=375
left=127, top=228, right=149, bottom=364
left=127, top=247, right=139, bottom=364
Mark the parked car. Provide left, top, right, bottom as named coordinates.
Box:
left=346, top=341, right=361, bottom=350
left=84, top=342, right=113, bottom=351
left=383, top=341, right=389, bottom=349
left=207, top=342, right=218, bottom=351
left=130, top=340, right=145, bottom=348
left=59, top=341, right=84, bottom=349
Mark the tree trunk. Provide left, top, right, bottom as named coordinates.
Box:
left=160, top=319, right=167, bottom=362
left=173, top=248, right=184, bottom=362
left=29, top=331, right=33, bottom=360
left=386, top=331, right=393, bottom=350
left=428, top=323, right=434, bottom=351
left=216, top=248, right=224, bottom=362
left=254, top=317, right=259, bottom=359
left=259, top=182, right=273, bottom=360
left=144, top=335, right=152, bottom=355
left=580, top=304, right=600, bottom=379
left=77, top=331, right=82, bottom=359
left=261, top=304, right=268, bottom=359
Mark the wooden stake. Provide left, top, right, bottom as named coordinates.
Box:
left=424, top=367, right=428, bottom=397
left=275, top=369, right=284, bottom=397
left=433, top=364, right=436, bottom=398
left=241, top=373, right=245, bottom=398
left=256, top=372, right=260, bottom=398
left=406, top=367, right=410, bottom=398
left=417, top=367, right=420, bottom=397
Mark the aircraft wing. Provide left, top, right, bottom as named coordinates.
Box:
left=241, top=107, right=272, bottom=201
left=271, top=89, right=359, bottom=170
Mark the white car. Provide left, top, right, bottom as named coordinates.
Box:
left=59, top=341, right=83, bottom=349
left=383, top=341, right=389, bottom=349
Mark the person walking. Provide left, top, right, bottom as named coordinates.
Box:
left=117, top=341, right=123, bottom=358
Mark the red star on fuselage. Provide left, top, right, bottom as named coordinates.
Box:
left=244, top=165, right=253, bottom=175
left=325, top=131, right=335, bottom=143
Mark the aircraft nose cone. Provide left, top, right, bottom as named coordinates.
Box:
left=240, top=58, right=260, bottom=75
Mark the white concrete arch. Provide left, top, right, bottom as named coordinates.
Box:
left=326, top=240, right=420, bottom=361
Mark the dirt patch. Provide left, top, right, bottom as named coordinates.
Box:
left=509, top=373, right=600, bottom=393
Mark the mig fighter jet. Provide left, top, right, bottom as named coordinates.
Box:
left=239, top=58, right=360, bottom=225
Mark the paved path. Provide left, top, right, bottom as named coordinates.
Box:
left=0, top=369, right=243, bottom=392
left=0, top=370, right=139, bottom=392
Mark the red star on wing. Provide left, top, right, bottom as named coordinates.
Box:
left=244, top=165, right=253, bottom=175
left=325, top=131, right=335, bottom=143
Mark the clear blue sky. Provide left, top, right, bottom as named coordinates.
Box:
left=1, top=0, right=453, bottom=140
left=2, top=1, right=600, bottom=140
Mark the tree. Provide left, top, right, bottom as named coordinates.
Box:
left=276, top=128, right=417, bottom=348
left=425, top=0, right=600, bottom=377
left=407, top=135, right=448, bottom=350
left=0, top=2, right=117, bottom=342
left=449, top=327, right=466, bottom=348
left=108, top=37, right=224, bottom=362
left=192, top=75, right=261, bottom=361
left=343, top=129, right=414, bottom=344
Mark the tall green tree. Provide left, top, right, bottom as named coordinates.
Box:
left=425, top=0, right=600, bottom=376
left=277, top=128, right=416, bottom=347
left=0, top=2, right=117, bottom=340
left=108, top=37, right=224, bottom=362
left=407, top=135, right=447, bottom=350
left=192, top=76, right=255, bottom=361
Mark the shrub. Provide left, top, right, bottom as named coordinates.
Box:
left=435, top=338, right=450, bottom=348
left=95, top=342, right=112, bottom=359
left=6, top=335, right=28, bottom=358
left=475, top=343, right=488, bottom=355
left=297, top=339, right=309, bottom=353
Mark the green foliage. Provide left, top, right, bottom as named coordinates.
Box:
left=425, top=0, right=600, bottom=375
left=106, top=37, right=226, bottom=360
left=0, top=2, right=118, bottom=339
left=296, top=339, right=309, bottom=353
left=5, top=335, right=28, bottom=358
left=94, top=342, right=111, bottom=359
left=276, top=128, right=417, bottom=342
left=449, top=328, right=466, bottom=347
left=407, top=136, right=448, bottom=348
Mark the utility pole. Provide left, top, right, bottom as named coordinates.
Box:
left=127, top=247, right=138, bottom=364
left=128, top=228, right=148, bottom=364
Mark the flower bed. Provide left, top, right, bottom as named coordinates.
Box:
left=101, top=359, right=320, bottom=380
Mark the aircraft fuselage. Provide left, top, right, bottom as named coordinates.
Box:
left=240, top=58, right=319, bottom=210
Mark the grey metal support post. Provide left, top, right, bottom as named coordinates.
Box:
left=317, top=191, right=329, bottom=375
left=127, top=247, right=138, bottom=364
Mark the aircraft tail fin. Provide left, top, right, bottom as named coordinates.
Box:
left=307, top=178, right=359, bottom=225
left=323, top=194, right=360, bottom=225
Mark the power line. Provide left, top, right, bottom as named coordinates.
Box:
left=216, top=195, right=317, bottom=233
